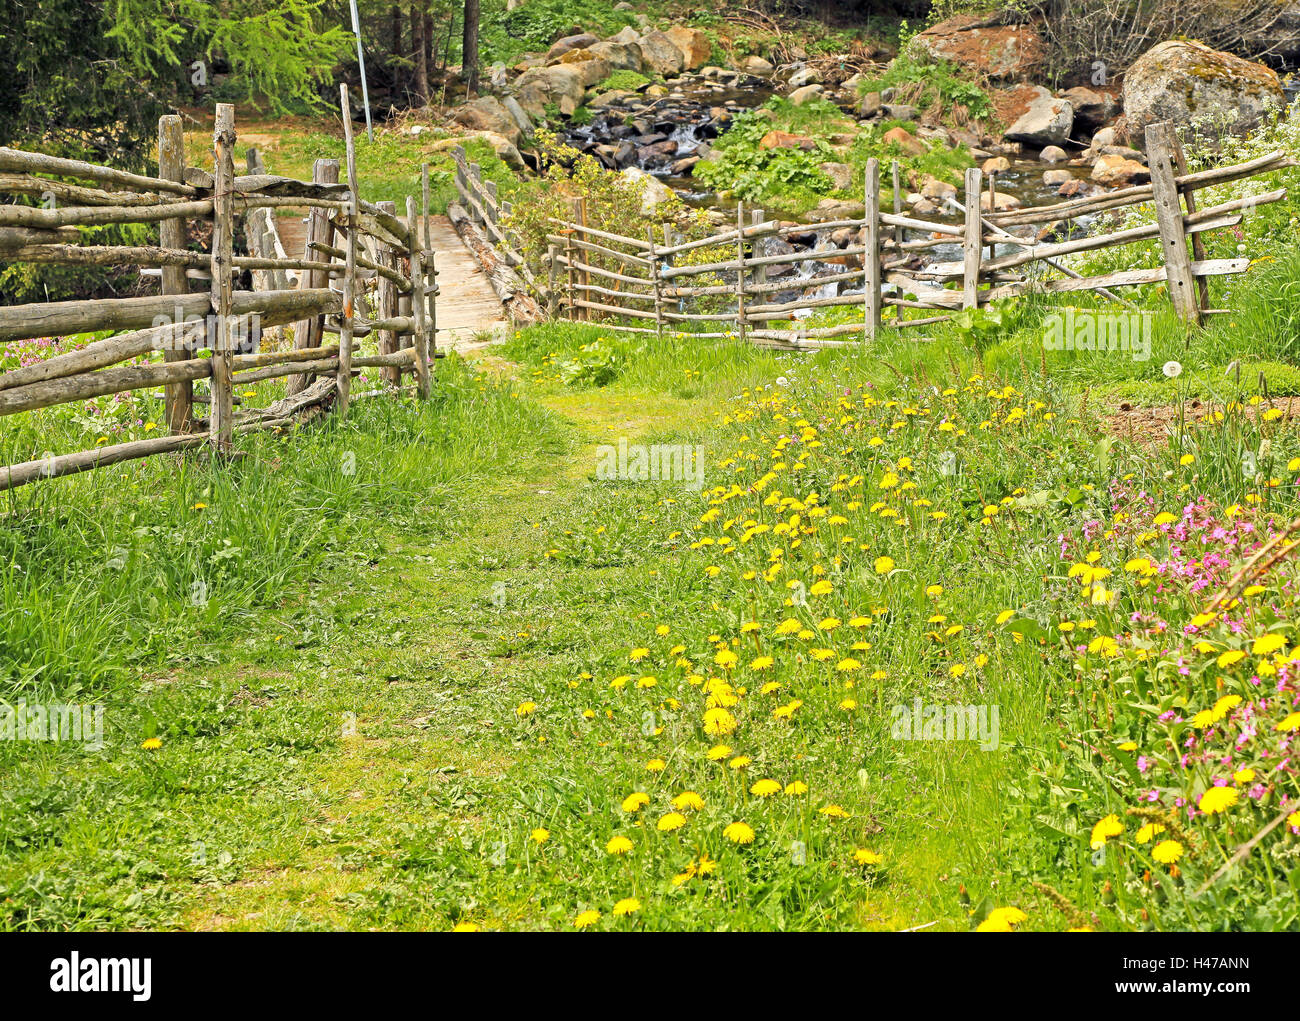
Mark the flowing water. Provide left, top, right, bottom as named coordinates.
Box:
left=558, top=76, right=1102, bottom=315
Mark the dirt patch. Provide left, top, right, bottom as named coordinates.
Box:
left=1102, top=396, right=1300, bottom=447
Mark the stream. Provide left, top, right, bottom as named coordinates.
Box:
left=557, top=73, right=1103, bottom=317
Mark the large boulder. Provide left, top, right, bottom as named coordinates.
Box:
left=665, top=26, right=711, bottom=70
left=1123, top=41, right=1283, bottom=143
left=557, top=49, right=612, bottom=88
left=619, top=167, right=676, bottom=215
left=588, top=38, right=644, bottom=72
left=1091, top=153, right=1149, bottom=186
left=788, top=66, right=822, bottom=88
left=910, top=13, right=1045, bottom=83
left=882, top=125, right=925, bottom=156
left=1061, top=86, right=1119, bottom=132
left=638, top=30, right=686, bottom=75
left=788, top=84, right=824, bottom=105
left=739, top=55, right=775, bottom=77
left=450, top=95, right=522, bottom=146
left=546, top=33, right=598, bottom=61
left=819, top=162, right=854, bottom=190
left=809, top=198, right=865, bottom=222
left=501, top=95, right=533, bottom=136
left=514, top=64, right=586, bottom=120
left=1003, top=91, right=1073, bottom=147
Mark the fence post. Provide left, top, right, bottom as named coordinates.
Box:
left=406, top=195, right=431, bottom=398
left=376, top=200, right=399, bottom=386
left=986, top=174, right=997, bottom=261
left=735, top=201, right=747, bottom=345
left=484, top=179, right=498, bottom=238
left=1146, top=121, right=1202, bottom=326
left=209, top=104, right=236, bottom=452
left=646, top=226, right=663, bottom=341
left=863, top=157, right=881, bottom=342
left=1168, top=134, right=1210, bottom=315
left=576, top=196, right=589, bottom=322
left=336, top=85, right=358, bottom=417
left=469, top=163, right=484, bottom=226
left=157, top=114, right=192, bottom=434
left=891, top=159, right=903, bottom=249
left=453, top=146, right=467, bottom=203
left=547, top=243, right=560, bottom=319
left=961, top=167, right=983, bottom=310
left=422, top=163, right=437, bottom=360
left=289, top=158, right=339, bottom=394
left=751, top=208, right=766, bottom=290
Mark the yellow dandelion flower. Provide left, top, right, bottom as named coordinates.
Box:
left=530, top=828, right=549, bottom=845
left=606, top=835, right=634, bottom=855
left=140, top=737, right=162, bottom=751
left=750, top=778, right=782, bottom=797
left=702, top=706, right=737, bottom=736
left=853, top=848, right=883, bottom=865
left=1152, top=840, right=1183, bottom=865
left=672, top=791, right=704, bottom=811
left=1252, top=633, right=1287, bottom=656
left=1090, top=814, right=1124, bottom=850
left=516, top=701, right=537, bottom=717
left=977, top=906, right=1027, bottom=932
left=612, top=897, right=641, bottom=917
left=657, top=812, right=687, bottom=832
left=723, top=821, right=756, bottom=844
left=621, top=792, right=650, bottom=813
left=1198, top=786, right=1238, bottom=814
left=573, top=909, right=600, bottom=928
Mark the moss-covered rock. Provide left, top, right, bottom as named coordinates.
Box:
left=1123, top=40, right=1283, bottom=144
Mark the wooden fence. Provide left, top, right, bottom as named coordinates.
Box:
left=539, top=122, right=1289, bottom=348
left=0, top=88, right=440, bottom=491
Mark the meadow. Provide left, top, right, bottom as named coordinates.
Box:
left=5, top=262, right=1300, bottom=929
left=5, top=92, right=1300, bottom=932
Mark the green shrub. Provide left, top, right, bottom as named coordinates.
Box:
left=859, top=51, right=994, bottom=125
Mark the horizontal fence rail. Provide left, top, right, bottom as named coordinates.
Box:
left=533, top=122, right=1288, bottom=349
left=0, top=91, right=443, bottom=490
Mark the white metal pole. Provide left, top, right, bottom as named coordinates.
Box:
left=349, top=0, right=374, bottom=142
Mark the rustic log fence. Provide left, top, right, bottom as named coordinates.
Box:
left=446, top=145, right=543, bottom=323
left=0, top=89, right=441, bottom=491
left=539, top=123, right=1288, bottom=349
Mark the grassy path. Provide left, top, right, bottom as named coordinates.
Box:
left=4, top=336, right=1021, bottom=932
left=177, top=362, right=772, bottom=929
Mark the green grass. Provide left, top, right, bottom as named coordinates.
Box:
left=8, top=122, right=1300, bottom=927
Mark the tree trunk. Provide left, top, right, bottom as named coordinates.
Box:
left=462, top=0, right=480, bottom=97
left=410, top=3, right=429, bottom=105
left=424, top=9, right=433, bottom=72
left=390, top=5, right=401, bottom=67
